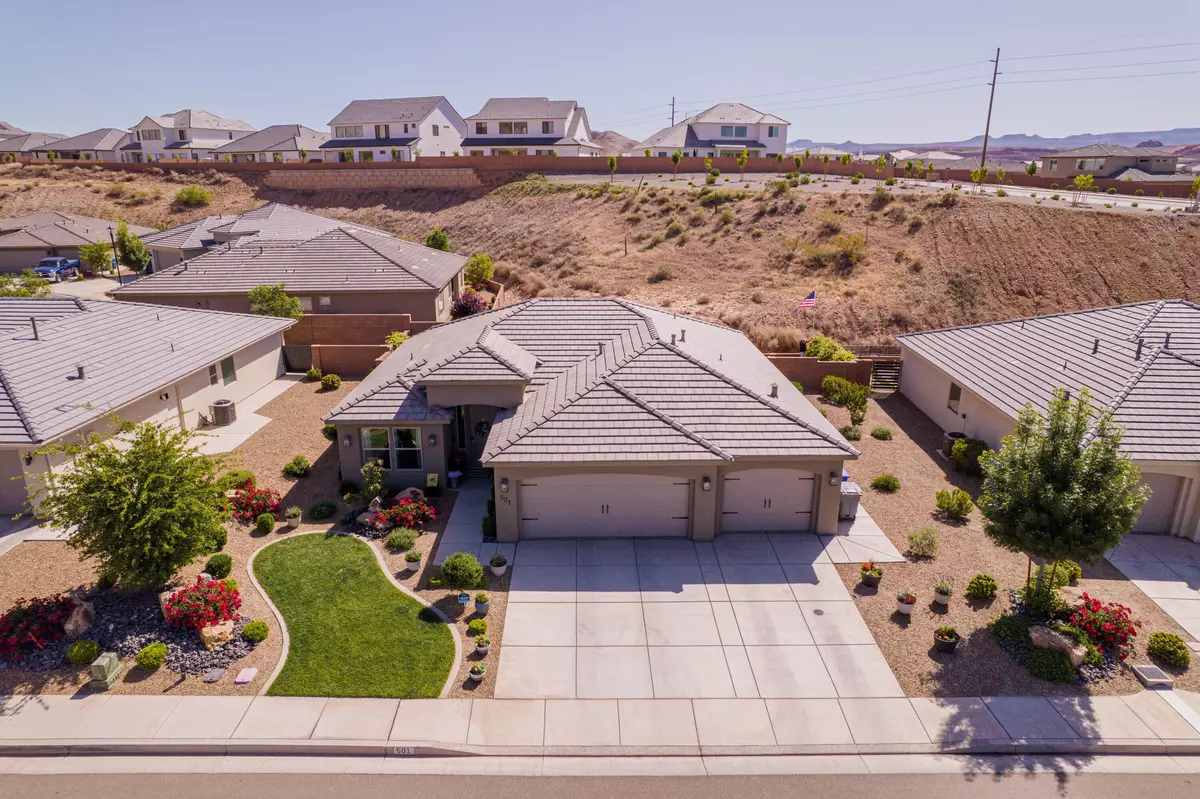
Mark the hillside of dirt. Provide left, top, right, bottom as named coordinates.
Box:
left=2, top=162, right=1198, bottom=347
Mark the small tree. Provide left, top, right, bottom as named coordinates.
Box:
left=643, top=148, right=651, bottom=158
left=670, top=150, right=682, bottom=179
left=705, top=156, right=713, bottom=173
left=977, top=388, right=1149, bottom=591
left=821, top=154, right=830, bottom=180
left=78, top=241, right=113, bottom=275
left=775, top=152, right=783, bottom=172
left=996, top=167, right=1006, bottom=185
left=298, top=148, right=308, bottom=161
left=114, top=220, right=151, bottom=272
left=1025, top=161, right=1038, bottom=178
left=47, top=151, right=56, bottom=163
left=174, top=184, right=214, bottom=207
left=793, top=154, right=803, bottom=173
left=464, top=252, right=494, bottom=286
left=426, top=227, right=450, bottom=251
left=248, top=283, right=302, bottom=320
left=1190, top=175, right=1200, bottom=213
left=341, top=148, right=353, bottom=162
left=607, top=154, right=617, bottom=183
left=0, top=269, right=51, bottom=298
left=840, top=153, right=852, bottom=171
left=360, top=460, right=386, bottom=502
left=736, top=147, right=749, bottom=180
left=1069, top=173, right=1095, bottom=206
left=875, top=156, right=886, bottom=185
left=30, top=420, right=230, bottom=588
left=904, top=160, right=914, bottom=179
left=804, top=149, right=811, bottom=161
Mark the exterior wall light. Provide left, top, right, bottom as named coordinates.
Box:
left=500, top=478, right=510, bottom=493
left=22, top=452, right=32, bottom=466
left=428, top=432, right=437, bottom=446
left=342, top=434, right=353, bottom=448
left=701, top=476, right=712, bottom=491
left=828, top=471, right=839, bottom=487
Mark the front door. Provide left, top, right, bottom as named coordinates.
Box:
left=466, top=405, right=496, bottom=466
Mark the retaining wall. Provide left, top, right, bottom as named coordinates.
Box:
left=765, top=356, right=873, bottom=389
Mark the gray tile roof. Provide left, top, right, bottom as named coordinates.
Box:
left=1053, top=143, right=1175, bottom=158
left=692, top=103, right=789, bottom=126
left=113, top=226, right=464, bottom=298
left=328, top=298, right=857, bottom=464
left=327, top=97, right=447, bottom=126
left=0, top=213, right=153, bottom=237
left=0, top=299, right=291, bottom=445
left=0, top=298, right=86, bottom=334
left=209, top=124, right=327, bottom=154
left=29, top=128, right=128, bottom=153
left=467, top=98, right=578, bottom=120
left=635, top=103, right=789, bottom=151
left=141, top=203, right=386, bottom=249
left=897, top=300, right=1200, bottom=461
left=138, top=110, right=255, bottom=132
left=141, top=216, right=239, bottom=250
left=0, top=133, right=65, bottom=153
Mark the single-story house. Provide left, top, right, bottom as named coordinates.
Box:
left=897, top=300, right=1200, bottom=541
left=1041, top=144, right=1179, bottom=181
left=0, top=212, right=154, bottom=272
left=326, top=298, right=858, bottom=541
left=0, top=132, right=64, bottom=159
left=0, top=297, right=292, bottom=514
left=29, top=128, right=130, bottom=162
left=208, top=124, right=328, bottom=163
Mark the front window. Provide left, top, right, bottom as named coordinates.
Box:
left=720, top=125, right=733, bottom=137
left=947, top=383, right=962, bottom=413
left=375, top=124, right=389, bottom=139
left=394, top=428, right=422, bottom=470
left=220, top=356, right=236, bottom=386
left=1049, top=159, right=1058, bottom=171
left=475, top=122, right=487, bottom=134
left=138, top=129, right=161, bottom=142
left=735, top=125, right=747, bottom=138
left=513, top=122, right=528, bottom=134
left=334, top=125, right=363, bottom=138
left=768, top=125, right=779, bottom=137
left=432, top=124, right=439, bottom=136
left=542, top=121, right=554, bottom=134
left=297, top=296, right=313, bottom=312
left=208, top=364, right=219, bottom=386
left=361, top=428, right=392, bottom=469
left=470, top=150, right=484, bottom=156
left=178, top=130, right=188, bottom=141
left=499, top=122, right=513, bottom=135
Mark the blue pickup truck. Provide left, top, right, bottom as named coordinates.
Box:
left=33, top=257, right=80, bottom=282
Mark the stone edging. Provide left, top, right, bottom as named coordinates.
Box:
left=244, top=538, right=292, bottom=697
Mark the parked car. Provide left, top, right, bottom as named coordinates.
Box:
left=34, top=257, right=80, bottom=282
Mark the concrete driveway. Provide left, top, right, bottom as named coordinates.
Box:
left=495, top=530, right=904, bottom=700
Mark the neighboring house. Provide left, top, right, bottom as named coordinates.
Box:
left=140, top=202, right=391, bottom=272
left=0, top=298, right=292, bottom=514
left=785, top=145, right=850, bottom=158
left=113, top=223, right=466, bottom=320
left=897, top=300, right=1200, bottom=541
left=208, top=124, right=328, bottom=163
left=0, top=212, right=154, bottom=272
left=885, top=149, right=963, bottom=166
left=320, top=97, right=466, bottom=162
left=635, top=103, right=789, bottom=159
left=461, top=98, right=600, bottom=156
left=1040, top=144, right=1180, bottom=181
left=327, top=298, right=857, bottom=541
left=0, top=132, right=64, bottom=160
left=0, top=122, right=26, bottom=141
left=123, top=109, right=255, bottom=163
left=28, top=128, right=130, bottom=162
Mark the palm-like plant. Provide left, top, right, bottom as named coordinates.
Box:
left=736, top=147, right=748, bottom=180
left=670, top=150, right=682, bottom=179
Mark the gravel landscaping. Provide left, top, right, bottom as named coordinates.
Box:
left=825, top=392, right=1200, bottom=696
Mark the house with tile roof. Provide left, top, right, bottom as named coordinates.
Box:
left=115, top=208, right=466, bottom=319
left=209, top=124, right=328, bottom=163
left=634, top=103, right=789, bottom=159
left=0, top=213, right=154, bottom=272
left=0, top=298, right=292, bottom=514
left=1041, top=143, right=1180, bottom=181
left=461, top=98, right=600, bottom=157
left=327, top=298, right=857, bottom=540
left=123, top=109, right=255, bottom=163
left=0, top=122, right=27, bottom=142
left=320, top=97, right=466, bottom=163
left=0, top=132, right=65, bottom=160
left=897, top=300, right=1200, bottom=540
left=28, top=128, right=130, bottom=163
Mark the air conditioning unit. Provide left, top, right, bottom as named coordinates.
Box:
left=210, top=398, right=237, bottom=426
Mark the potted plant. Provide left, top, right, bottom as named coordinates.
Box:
left=860, top=562, right=883, bottom=588
left=447, top=469, right=463, bottom=490
left=896, top=589, right=917, bottom=615
left=475, top=635, right=490, bottom=655
left=474, top=591, right=490, bottom=616
left=469, top=662, right=486, bottom=682
left=933, top=578, right=953, bottom=605
left=284, top=506, right=302, bottom=528
left=404, top=550, right=422, bottom=572
left=490, top=553, right=508, bottom=577
left=934, top=624, right=960, bottom=653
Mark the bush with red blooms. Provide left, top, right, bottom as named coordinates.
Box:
left=0, top=594, right=76, bottom=661
left=164, top=578, right=242, bottom=629
left=375, top=498, right=438, bottom=529
left=1070, top=592, right=1141, bottom=661
left=450, top=290, right=487, bottom=320
left=230, top=480, right=281, bottom=523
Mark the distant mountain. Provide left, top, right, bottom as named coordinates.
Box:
left=788, top=127, right=1200, bottom=153
left=592, top=130, right=638, bottom=156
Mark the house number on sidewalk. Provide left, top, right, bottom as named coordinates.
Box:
left=392, top=746, right=417, bottom=755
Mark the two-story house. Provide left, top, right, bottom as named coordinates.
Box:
left=319, top=97, right=466, bottom=162
left=460, top=98, right=600, bottom=156
left=634, top=103, right=789, bottom=159
left=122, top=110, right=255, bottom=163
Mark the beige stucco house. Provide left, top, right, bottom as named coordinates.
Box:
left=327, top=298, right=858, bottom=541
left=0, top=212, right=154, bottom=273
left=1040, top=144, right=1180, bottom=181
left=897, top=300, right=1200, bottom=541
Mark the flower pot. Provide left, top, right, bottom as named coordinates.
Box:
left=934, top=592, right=951, bottom=606
left=448, top=474, right=461, bottom=490
left=934, top=635, right=959, bottom=653
left=286, top=516, right=301, bottom=528
left=476, top=644, right=490, bottom=656
left=469, top=671, right=485, bottom=682
left=405, top=559, right=421, bottom=572
left=475, top=601, right=490, bottom=616
left=491, top=564, right=507, bottom=577
left=896, top=600, right=915, bottom=615
left=861, top=574, right=881, bottom=588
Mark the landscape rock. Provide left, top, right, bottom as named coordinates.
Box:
left=357, top=511, right=378, bottom=527
left=396, top=487, right=426, bottom=503
left=158, top=588, right=179, bottom=619
left=1059, top=585, right=1085, bottom=608
left=235, top=667, right=258, bottom=684
left=1030, top=625, right=1087, bottom=668
left=63, top=600, right=95, bottom=639
left=198, top=620, right=235, bottom=651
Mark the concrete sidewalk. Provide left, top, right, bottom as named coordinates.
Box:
left=3, top=690, right=1200, bottom=758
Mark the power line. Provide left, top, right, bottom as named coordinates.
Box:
left=1004, top=56, right=1200, bottom=75
left=760, top=83, right=986, bottom=113
left=596, top=102, right=672, bottom=120
left=1006, top=41, right=1200, bottom=61
left=757, top=75, right=988, bottom=113
left=1001, top=68, right=1200, bottom=84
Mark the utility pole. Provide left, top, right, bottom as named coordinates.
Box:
left=671, top=97, right=675, bottom=126
left=977, top=47, right=1001, bottom=194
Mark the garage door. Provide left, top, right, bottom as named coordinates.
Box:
left=722, top=469, right=815, bottom=533
left=1133, top=473, right=1183, bottom=534
left=519, top=474, right=691, bottom=538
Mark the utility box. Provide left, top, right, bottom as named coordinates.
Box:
left=839, top=481, right=862, bottom=521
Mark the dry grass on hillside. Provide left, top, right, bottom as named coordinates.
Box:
left=3, top=163, right=1198, bottom=344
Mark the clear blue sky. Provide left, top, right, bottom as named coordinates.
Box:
left=7, top=0, right=1199, bottom=145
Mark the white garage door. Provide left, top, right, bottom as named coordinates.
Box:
left=1133, top=473, right=1183, bottom=534
left=722, top=469, right=816, bottom=533
left=519, top=474, right=691, bottom=538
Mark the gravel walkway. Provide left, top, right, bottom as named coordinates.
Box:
left=826, top=392, right=1199, bottom=697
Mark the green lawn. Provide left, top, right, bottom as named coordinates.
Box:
left=254, top=534, right=455, bottom=697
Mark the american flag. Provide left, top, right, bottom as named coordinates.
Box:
left=791, top=291, right=816, bottom=314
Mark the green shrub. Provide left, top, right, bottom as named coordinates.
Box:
left=1052, top=622, right=1103, bottom=666
left=1031, top=560, right=1082, bottom=588
left=871, top=473, right=900, bottom=492
left=323, top=423, right=338, bottom=440
left=205, top=553, right=233, bottom=578
left=1019, top=583, right=1065, bottom=617
left=808, top=335, right=855, bottom=362
left=839, top=425, right=861, bottom=440
left=174, top=184, right=214, bottom=207
left=885, top=177, right=897, bottom=186
left=217, top=469, right=256, bottom=491
left=1106, top=187, right=1117, bottom=194
left=1147, top=631, right=1191, bottom=668
left=320, top=373, right=342, bottom=390
left=822, top=375, right=851, bottom=402
left=209, top=527, right=227, bottom=552
left=870, top=427, right=893, bottom=440
left=224, top=578, right=238, bottom=592
left=282, top=455, right=311, bottom=478
left=989, top=613, right=1033, bottom=647
left=439, top=552, right=484, bottom=589
left=666, top=220, right=685, bottom=237
left=1050, top=183, right=1059, bottom=189
left=309, top=500, right=337, bottom=520
left=1025, top=647, right=1077, bottom=683
left=906, top=526, right=939, bottom=558
left=647, top=265, right=673, bottom=283
left=425, top=227, right=450, bottom=251
left=66, top=640, right=100, bottom=665
left=464, top=252, right=494, bottom=285
left=935, top=488, right=974, bottom=521
left=385, top=331, right=409, bottom=351
left=242, top=620, right=270, bottom=643
left=135, top=642, right=168, bottom=671
left=965, top=573, right=998, bottom=600
left=256, top=513, right=276, bottom=534
left=467, top=618, right=488, bottom=637
left=386, top=527, right=418, bottom=551
left=305, top=367, right=322, bottom=381
left=950, top=438, right=988, bottom=475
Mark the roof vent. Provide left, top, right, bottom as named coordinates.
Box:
left=1164, top=332, right=1172, bottom=349
left=76, top=365, right=85, bottom=380
left=30, top=318, right=38, bottom=340
left=1092, top=338, right=1099, bottom=354
left=769, top=382, right=778, bottom=398
left=598, top=341, right=605, bottom=355
left=680, top=329, right=686, bottom=343
left=670, top=333, right=676, bottom=345
left=1136, top=339, right=1145, bottom=360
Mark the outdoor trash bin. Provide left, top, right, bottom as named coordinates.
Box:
left=839, top=481, right=862, bottom=520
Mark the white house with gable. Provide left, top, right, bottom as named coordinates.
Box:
left=634, top=103, right=789, bottom=159
left=320, top=97, right=466, bottom=162
left=123, top=110, right=255, bottom=163
left=461, top=98, right=600, bottom=156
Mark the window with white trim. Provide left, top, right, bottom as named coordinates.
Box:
left=208, top=364, right=219, bottom=386
left=475, top=122, right=487, bottom=134
left=947, top=383, right=962, bottom=414
left=138, top=129, right=162, bottom=142
left=298, top=297, right=313, bottom=312
left=394, top=428, right=422, bottom=469
left=334, top=125, right=363, bottom=138
left=499, top=122, right=513, bottom=134
left=432, top=124, right=440, bottom=136
left=768, top=125, right=779, bottom=137
left=375, top=124, right=390, bottom=139
left=542, top=121, right=554, bottom=134
left=361, top=428, right=392, bottom=469
left=220, top=356, right=236, bottom=386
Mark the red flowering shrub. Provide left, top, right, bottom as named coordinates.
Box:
left=1070, top=592, right=1141, bottom=661
left=164, top=579, right=241, bottom=629
left=0, top=594, right=76, bottom=661
left=230, top=480, right=281, bottom=523
left=450, top=290, right=487, bottom=320
left=374, top=498, right=438, bottom=529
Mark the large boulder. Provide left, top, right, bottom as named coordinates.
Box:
left=396, top=487, right=426, bottom=503
left=158, top=588, right=180, bottom=619
left=63, top=600, right=95, bottom=639
left=1030, top=625, right=1087, bottom=668
left=198, top=620, right=235, bottom=651
left=1059, top=585, right=1086, bottom=610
